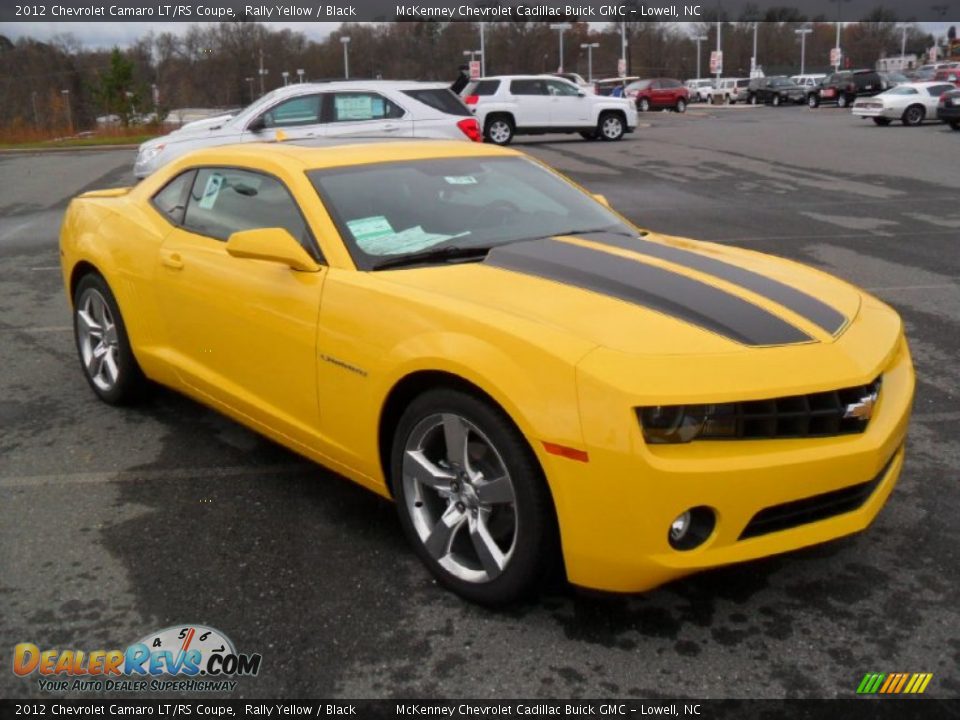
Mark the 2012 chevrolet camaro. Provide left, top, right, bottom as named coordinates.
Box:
left=60, top=139, right=914, bottom=604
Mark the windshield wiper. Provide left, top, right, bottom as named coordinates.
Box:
left=372, top=245, right=493, bottom=271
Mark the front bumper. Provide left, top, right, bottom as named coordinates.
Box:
left=543, top=328, right=914, bottom=593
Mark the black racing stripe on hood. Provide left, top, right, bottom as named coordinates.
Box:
left=580, top=232, right=847, bottom=334
left=485, top=238, right=813, bottom=346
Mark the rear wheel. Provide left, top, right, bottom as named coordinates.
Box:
left=902, top=105, right=925, bottom=126
left=639, top=97, right=651, bottom=112
left=772, top=94, right=781, bottom=107
left=73, top=273, right=147, bottom=405
left=484, top=116, right=514, bottom=145
left=808, top=94, right=820, bottom=108
left=837, top=94, right=849, bottom=109
left=749, top=94, right=758, bottom=105
left=598, top=112, right=625, bottom=141
left=390, top=388, right=558, bottom=605
left=872, top=117, right=892, bottom=126
left=675, top=98, right=687, bottom=113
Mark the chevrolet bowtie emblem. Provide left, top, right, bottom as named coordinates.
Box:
left=844, top=390, right=879, bottom=421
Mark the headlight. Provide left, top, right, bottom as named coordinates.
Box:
left=638, top=404, right=737, bottom=444
left=137, top=143, right=166, bottom=165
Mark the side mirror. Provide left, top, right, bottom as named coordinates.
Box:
left=592, top=193, right=611, bottom=208
left=247, top=116, right=267, bottom=133
left=226, top=228, right=320, bottom=272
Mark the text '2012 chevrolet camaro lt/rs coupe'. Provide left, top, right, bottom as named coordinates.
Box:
left=60, top=139, right=914, bottom=604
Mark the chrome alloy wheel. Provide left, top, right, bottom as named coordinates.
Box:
left=76, top=288, right=120, bottom=392
left=601, top=115, right=624, bottom=139
left=402, top=413, right=518, bottom=584
left=487, top=120, right=512, bottom=144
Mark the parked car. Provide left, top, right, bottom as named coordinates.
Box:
left=134, top=81, right=479, bottom=178
left=549, top=72, right=594, bottom=94
left=685, top=78, right=714, bottom=102
left=879, top=71, right=910, bottom=87
left=808, top=69, right=886, bottom=108
left=748, top=76, right=806, bottom=106
left=791, top=73, right=827, bottom=90
left=852, top=82, right=957, bottom=126
left=61, top=137, right=914, bottom=604
left=462, top=75, right=637, bottom=144
left=625, top=78, right=689, bottom=112
left=933, top=68, right=960, bottom=87
left=936, top=88, right=960, bottom=129
left=593, top=76, right=640, bottom=96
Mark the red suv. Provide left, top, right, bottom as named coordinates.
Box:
left=625, top=78, right=689, bottom=112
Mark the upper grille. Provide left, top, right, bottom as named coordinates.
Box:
left=699, top=376, right=882, bottom=440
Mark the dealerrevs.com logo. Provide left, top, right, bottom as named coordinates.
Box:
left=13, top=624, right=261, bottom=693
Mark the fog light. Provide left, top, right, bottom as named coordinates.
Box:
left=667, top=506, right=716, bottom=551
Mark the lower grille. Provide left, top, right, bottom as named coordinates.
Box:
left=738, top=453, right=897, bottom=540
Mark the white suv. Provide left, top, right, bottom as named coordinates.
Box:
left=462, top=75, right=637, bottom=145
left=135, top=81, right=480, bottom=178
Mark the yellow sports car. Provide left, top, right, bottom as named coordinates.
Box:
left=60, top=139, right=914, bottom=604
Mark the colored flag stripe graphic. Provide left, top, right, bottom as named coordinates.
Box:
left=857, top=673, right=933, bottom=694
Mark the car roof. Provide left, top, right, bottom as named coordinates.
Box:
left=178, top=138, right=519, bottom=172
left=477, top=74, right=572, bottom=81
left=254, top=80, right=450, bottom=98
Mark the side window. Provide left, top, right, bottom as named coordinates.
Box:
left=183, top=168, right=311, bottom=249
left=258, top=95, right=322, bottom=128
left=545, top=80, right=580, bottom=97
left=151, top=170, right=195, bottom=226
left=650, top=80, right=662, bottom=90
left=328, top=92, right=404, bottom=123
left=510, top=79, right=547, bottom=95
left=929, top=84, right=955, bottom=97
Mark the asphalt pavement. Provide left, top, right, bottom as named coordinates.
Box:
left=1, top=104, right=958, bottom=700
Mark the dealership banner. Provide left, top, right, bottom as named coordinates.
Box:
left=0, top=699, right=956, bottom=718
left=1, top=0, right=958, bottom=23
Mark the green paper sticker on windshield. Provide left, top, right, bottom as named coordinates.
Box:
left=346, top=215, right=394, bottom=242
left=444, top=176, right=478, bottom=185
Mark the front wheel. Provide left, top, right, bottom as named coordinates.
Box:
left=598, top=112, right=625, bottom=141
left=808, top=94, right=820, bottom=108
left=772, top=94, right=781, bottom=107
left=873, top=117, right=892, bottom=126
left=838, top=95, right=849, bottom=109
left=484, top=117, right=514, bottom=145
left=73, top=273, right=148, bottom=405
left=749, top=94, right=758, bottom=105
left=390, top=388, right=558, bottom=605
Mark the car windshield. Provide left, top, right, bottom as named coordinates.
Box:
left=308, top=156, right=634, bottom=270
left=229, top=87, right=289, bottom=125
left=770, top=78, right=794, bottom=86
left=883, top=86, right=919, bottom=95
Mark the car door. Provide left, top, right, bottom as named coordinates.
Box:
left=154, top=166, right=327, bottom=443
left=648, top=80, right=667, bottom=107
left=324, top=91, right=412, bottom=138
left=242, top=93, right=325, bottom=141
left=544, top=79, right=590, bottom=126
left=508, top=79, right=551, bottom=127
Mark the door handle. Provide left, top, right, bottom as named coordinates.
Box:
left=161, top=251, right=184, bottom=270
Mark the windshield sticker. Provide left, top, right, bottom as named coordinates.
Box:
left=346, top=215, right=394, bottom=243
left=443, top=176, right=478, bottom=185
left=356, top=226, right=470, bottom=256
left=198, top=173, right=224, bottom=210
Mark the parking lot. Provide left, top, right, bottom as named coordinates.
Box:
left=1, top=104, right=958, bottom=699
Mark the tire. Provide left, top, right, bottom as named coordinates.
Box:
left=73, top=273, right=148, bottom=405
left=837, top=94, right=849, bottom=109
left=749, top=94, right=758, bottom=105
left=675, top=98, right=687, bottom=113
left=390, top=388, right=558, bottom=605
left=484, top=116, right=513, bottom=145
left=808, top=94, right=820, bottom=108
left=902, top=105, right=924, bottom=127
left=950, top=120, right=960, bottom=131
left=639, top=97, right=651, bottom=112
left=872, top=117, right=892, bottom=126
left=598, top=112, right=625, bottom=141
left=579, top=130, right=599, bottom=140
left=772, top=94, right=781, bottom=107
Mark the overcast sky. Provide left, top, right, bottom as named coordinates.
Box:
left=0, top=21, right=955, bottom=49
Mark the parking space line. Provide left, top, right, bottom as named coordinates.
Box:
left=0, top=325, right=71, bottom=333
left=0, top=462, right=313, bottom=489
left=865, top=284, right=958, bottom=292
left=29, top=266, right=61, bottom=271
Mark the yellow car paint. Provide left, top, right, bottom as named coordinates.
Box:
left=60, top=140, right=914, bottom=593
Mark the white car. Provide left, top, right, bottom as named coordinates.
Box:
left=134, top=81, right=480, bottom=178
left=791, top=74, right=827, bottom=90
left=462, top=75, right=637, bottom=145
left=685, top=78, right=714, bottom=102
left=852, top=81, right=958, bottom=126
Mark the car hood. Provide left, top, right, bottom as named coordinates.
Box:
left=378, top=232, right=864, bottom=357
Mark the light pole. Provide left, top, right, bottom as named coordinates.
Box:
left=620, top=21, right=628, bottom=77
left=715, top=20, right=722, bottom=85
left=61, top=89, right=72, bottom=133
left=830, top=0, right=851, bottom=71
left=282, top=71, right=289, bottom=86
left=479, top=23, right=486, bottom=76
left=795, top=27, right=812, bottom=75
left=245, top=76, right=255, bottom=99
left=296, top=68, right=305, bottom=84
left=550, top=22, right=572, bottom=73
left=693, top=35, right=707, bottom=80
left=258, top=47, right=268, bottom=96
left=900, top=24, right=908, bottom=70
left=752, top=22, right=759, bottom=76
left=580, top=42, right=599, bottom=83
left=341, top=36, right=351, bottom=79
